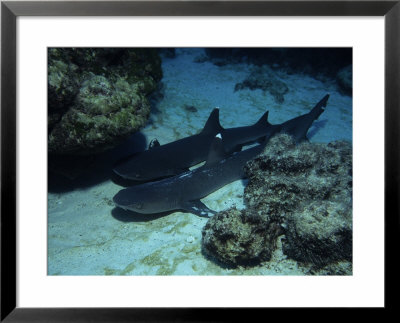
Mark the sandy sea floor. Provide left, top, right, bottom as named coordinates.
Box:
left=48, top=48, right=352, bottom=275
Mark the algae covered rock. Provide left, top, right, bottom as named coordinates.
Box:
left=201, top=208, right=282, bottom=268
left=234, top=65, right=289, bottom=103
left=48, top=48, right=162, bottom=154
left=201, top=134, right=352, bottom=271
left=244, top=134, right=352, bottom=268
left=283, top=200, right=352, bottom=267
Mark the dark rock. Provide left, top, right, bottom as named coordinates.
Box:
left=283, top=201, right=352, bottom=267
left=244, top=134, right=352, bottom=268
left=234, top=66, right=289, bottom=103
left=205, top=48, right=352, bottom=80
left=183, top=104, right=198, bottom=113
left=48, top=48, right=162, bottom=155
left=308, top=261, right=352, bottom=275
left=202, top=208, right=283, bottom=268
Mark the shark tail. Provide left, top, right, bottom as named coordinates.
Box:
left=309, top=94, right=330, bottom=120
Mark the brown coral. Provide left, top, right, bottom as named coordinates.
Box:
left=244, top=134, right=352, bottom=268
left=48, top=48, right=162, bottom=155
left=201, top=134, right=352, bottom=271
left=201, top=208, right=282, bottom=268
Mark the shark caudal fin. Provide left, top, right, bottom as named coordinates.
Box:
left=309, top=94, right=330, bottom=120
left=201, top=108, right=223, bottom=135
left=279, top=94, right=329, bottom=143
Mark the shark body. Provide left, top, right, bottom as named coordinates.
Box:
left=113, top=94, right=329, bottom=216
left=113, top=134, right=265, bottom=217
left=113, top=108, right=280, bottom=181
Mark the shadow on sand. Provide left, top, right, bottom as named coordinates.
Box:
left=48, top=132, right=147, bottom=193
left=111, top=207, right=177, bottom=223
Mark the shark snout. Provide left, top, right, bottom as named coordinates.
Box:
left=113, top=189, right=144, bottom=212
left=113, top=167, right=141, bottom=180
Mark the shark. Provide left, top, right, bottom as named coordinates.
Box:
left=113, top=94, right=329, bottom=216
left=279, top=94, right=329, bottom=143
left=113, top=107, right=280, bottom=181
left=113, top=133, right=265, bottom=217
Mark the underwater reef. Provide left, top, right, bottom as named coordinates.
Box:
left=202, top=48, right=352, bottom=93
left=48, top=48, right=162, bottom=155
left=204, top=48, right=352, bottom=77
left=202, top=208, right=283, bottom=267
left=201, top=134, right=352, bottom=272
left=234, top=65, right=289, bottom=103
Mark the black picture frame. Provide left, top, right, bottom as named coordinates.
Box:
left=1, top=1, right=398, bottom=321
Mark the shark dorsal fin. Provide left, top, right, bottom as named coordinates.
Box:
left=205, top=133, right=226, bottom=166
left=201, top=108, right=223, bottom=134
left=255, top=110, right=271, bottom=127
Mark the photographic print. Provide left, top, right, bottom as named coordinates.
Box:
left=47, top=47, right=352, bottom=276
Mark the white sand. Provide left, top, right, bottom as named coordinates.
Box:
left=48, top=48, right=352, bottom=275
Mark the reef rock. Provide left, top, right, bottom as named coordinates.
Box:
left=244, top=134, right=352, bottom=268
left=234, top=65, right=289, bottom=103
left=283, top=200, right=352, bottom=267
left=201, top=134, right=352, bottom=270
left=48, top=48, right=162, bottom=154
left=201, top=208, right=282, bottom=268
left=204, top=48, right=352, bottom=80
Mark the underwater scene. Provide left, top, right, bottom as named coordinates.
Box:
left=48, top=48, right=352, bottom=275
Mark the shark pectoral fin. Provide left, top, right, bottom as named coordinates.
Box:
left=225, top=143, right=242, bottom=154
left=181, top=200, right=216, bottom=217
left=148, top=138, right=160, bottom=149
left=257, top=136, right=266, bottom=144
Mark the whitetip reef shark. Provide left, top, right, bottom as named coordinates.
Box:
left=113, top=133, right=265, bottom=217
left=113, top=107, right=280, bottom=181
left=113, top=94, right=329, bottom=216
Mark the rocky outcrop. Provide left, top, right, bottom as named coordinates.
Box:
left=204, top=48, right=352, bottom=80
left=245, top=134, right=352, bottom=268
left=234, top=66, right=289, bottom=103
left=201, top=134, right=352, bottom=271
left=202, top=208, right=282, bottom=268
left=48, top=48, right=162, bottom=155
